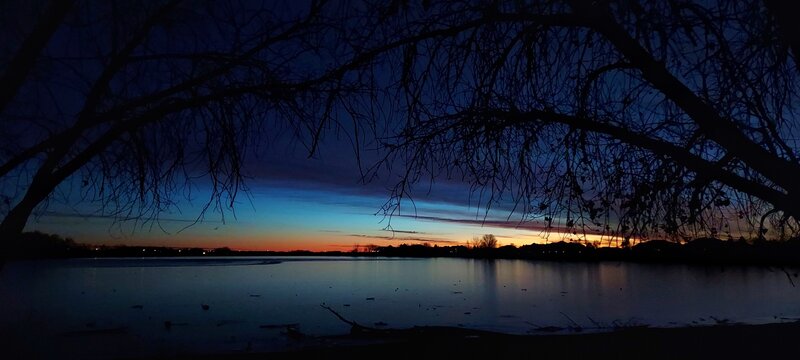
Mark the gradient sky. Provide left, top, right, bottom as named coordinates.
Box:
left=2, top=0, right=783, bottom=253
left=9, top=1, right=628, bottom=251
left=25, top=132, right=615, bottom=251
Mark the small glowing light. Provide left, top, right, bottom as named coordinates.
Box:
left=202, top=251, right=207, bottom=255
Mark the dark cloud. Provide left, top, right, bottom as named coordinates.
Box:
left=245, top=134, right=524, bottom=215
left=41, top=211, right=218, bottom=224
left=398, top=214, right=605, bottom=235
left=344, top=233, right=458, bottom=244
left=380, top=229, right=427, bottom=235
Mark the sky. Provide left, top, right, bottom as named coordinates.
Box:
left=4, top=0, right=634, bottom=251
left=28, top=180, right=611, bottom=252
left=26, top=133, right=613, bottom=251
left=5, top=0, right=772, bottom=250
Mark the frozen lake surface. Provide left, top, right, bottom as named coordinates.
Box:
left=2, top=257, right=799, bottom=358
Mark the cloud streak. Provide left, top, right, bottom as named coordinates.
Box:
left=398, top=214, right=606, bottom=235
left=344, top=233, right=459, bottom=244
left=246, top=136, right=522, bottom=216
left=380, top=229, right=428, bottom=235
left=41, top=211, right=219, bottom=224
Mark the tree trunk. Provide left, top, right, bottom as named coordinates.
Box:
left=0, top=200, right=35, bottom=261
left=0, top=205, right=32, bottom=242
left=0, top=0, right=75, bottom=114
left=0, top=174, right=58, bottom=246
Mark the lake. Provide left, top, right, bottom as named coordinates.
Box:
left=1, top=257, right=799, bottom=358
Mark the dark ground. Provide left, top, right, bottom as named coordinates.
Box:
left=163, top=321, right=800, bottom=360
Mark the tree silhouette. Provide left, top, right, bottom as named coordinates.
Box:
left=3, top=0, right=800, bottom=246
left=0, top=0, right=377, bottom=241
left=353, top=0, right=800, bottom=242
left=472, top=234, right=498, bottom=249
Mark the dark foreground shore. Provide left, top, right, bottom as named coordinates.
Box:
left=164, top=321, right=800, bottom=360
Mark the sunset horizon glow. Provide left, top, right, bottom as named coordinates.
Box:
left=26, top=178, right=629, bottom=252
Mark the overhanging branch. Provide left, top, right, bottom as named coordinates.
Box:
left=571, top=1, right=800, bottom=196
left=477, top=108, right=798, bottom=219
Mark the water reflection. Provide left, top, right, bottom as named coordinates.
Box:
left=478, top=260, right=498, bottom=315
left=1, top=257, right=799, bottom=358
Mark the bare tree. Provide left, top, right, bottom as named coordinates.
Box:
left=342, top=0, right=800, bottom=242
left=473, top=234, right=498, bottom=249
left=4, top=0, right=800, bottom=248
left=0, top=0, right=382, bottom=242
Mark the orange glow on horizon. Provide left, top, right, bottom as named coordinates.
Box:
left=89, top=230, right=634, bottom=252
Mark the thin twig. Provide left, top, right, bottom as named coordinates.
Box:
left=559, top=311, right=582, bottom=331
left=779, top=267, right=796, bottom=287
left=320, top=304, right=367, bottom=328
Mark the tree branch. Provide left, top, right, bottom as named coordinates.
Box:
left=0, top=0, right=75, bottom=114
left=479, top=108, right=799, bottom=219
left=572, top=1, right=800, bottom=195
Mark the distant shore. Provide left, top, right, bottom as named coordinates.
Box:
left=162, top=320, right=800, bottom=360
left=6, top=231, right=800, bottom=268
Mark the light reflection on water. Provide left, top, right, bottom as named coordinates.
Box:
left=1, top=257, right=799, bottom=358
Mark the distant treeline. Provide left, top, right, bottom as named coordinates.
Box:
left=0, top=232, right=321, bottom=259
left=5, top=232, right=800, bottom=267
left=371, top=239, right=800, bottom=266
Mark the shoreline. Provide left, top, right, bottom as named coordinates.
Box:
left=163, top=320, right=800, bottom=359
left=8, top=232, right=800, bottom=268
left=5, top=315, right=798, bottom=359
